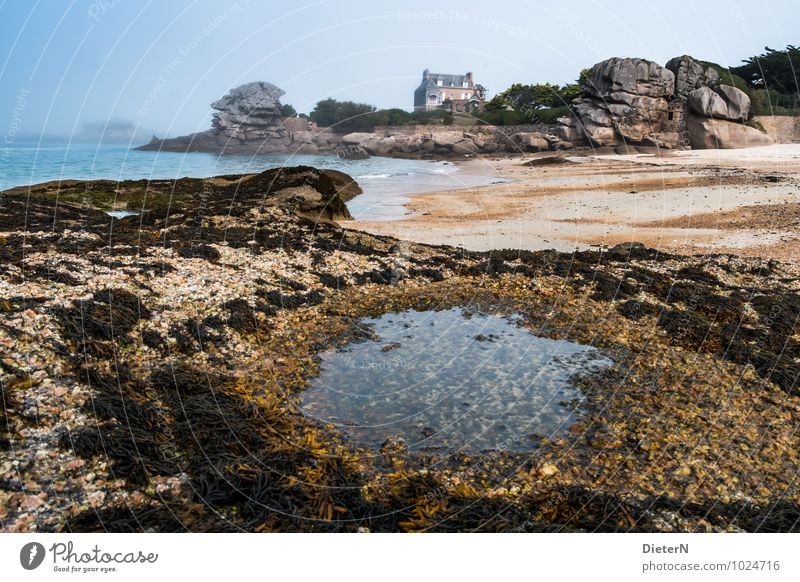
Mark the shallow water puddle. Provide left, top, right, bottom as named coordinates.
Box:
left=302, top=308, right=612, bottom=451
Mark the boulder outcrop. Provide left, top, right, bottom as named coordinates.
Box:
left=210, top=82, right=286, bottom=141
left=557, top=54, right=772, bottom=150
left=138, top=81, right=297, bottom=154
left=557, top=57, right=676, bottom=147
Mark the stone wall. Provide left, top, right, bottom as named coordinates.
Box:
left=282, top=117, right=318, bottom=132
left=753, top=115, right=800, bottom=143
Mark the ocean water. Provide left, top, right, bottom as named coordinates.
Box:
left=302, top=308, right=612, bottom=452
left=0, top=141, right=501, bottom=221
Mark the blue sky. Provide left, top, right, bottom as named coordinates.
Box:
left=1, top=0, right=797, bottom=140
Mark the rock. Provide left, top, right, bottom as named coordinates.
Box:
left=452, top=138, right=479, bottom=154
left=560, top=57, right=674, bottom=147
left=555, top=122, right=584, bottom=143
left=341, top=132, right=375, bottom=146
left=716, top=84, right=750, bottom=121
left=20, top=493, right=47, bottom=510
left=521, top=155, right=572, bottom=166
left=210, top=82, right=286, bottom=138
left=137, top=81, right=295, bottom=154
left=665, top=55, right=720, bottom=102
left=512, top=132, right=550, bottom=152
left=370, top=136, right=397, bottom=155
left=583, top=57, right=674, bottom=100
left=229, top=166, right=358, bottom=222
left=431, top=132, right=463, bottom=148
left=686, top=114, right=774, bottom=149
left=539, top=463, right=559, bottom=477
left=322, top=169, right=363, bottom=202
left=645, top=132, right=681, bottom=149
left=688, top=86, right=729, bottom=118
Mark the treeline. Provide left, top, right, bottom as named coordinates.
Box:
left=729, top=45, right=799, bottom=115
left=280, top=99, right=455, bottom=133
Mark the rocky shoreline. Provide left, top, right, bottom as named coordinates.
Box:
left=137, top=54, right=781, bottom=161
left=2, top=166, right=799, bottom=532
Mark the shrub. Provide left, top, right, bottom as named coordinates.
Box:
left=309, top=99, right=377, bottom=133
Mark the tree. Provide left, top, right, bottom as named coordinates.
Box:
left=309, top=98, right=377, bottom=133
left=494, top=82, right=581, bottom=112
left=484, top=94, right=511, bottom=112
left=731, top=45, right=800, bottom=95
left=280, top=103, right=298, bottom=117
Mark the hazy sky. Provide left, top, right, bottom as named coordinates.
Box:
left=1, top=0, right=797, bottom=140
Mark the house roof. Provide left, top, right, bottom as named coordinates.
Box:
left=424, top=72, right=472, bottom=87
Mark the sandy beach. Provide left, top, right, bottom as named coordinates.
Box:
left=350, top=144, right=800, bottom=261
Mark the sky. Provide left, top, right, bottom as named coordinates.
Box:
left=0, top=0, right=797, bottom=140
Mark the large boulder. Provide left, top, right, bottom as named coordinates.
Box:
left=716, top=84, right=750, bottom=121
left=211, top=82, right=286, bottom=137
left=686, top=115, right=773, bottom=149
left=688, top=86, right=729, bottom=118
left=583, top=57, right=674, bottom=101
left=559, top=57, right=675, bottom=147
left=431, top=132, right=463, bottom=148
left=341, top=132, right=375, bottom=145
left=511, top=132, right=550, bottom=152
left=688, top=85, right=752, bottom=122
left=665, top=55, right=720, bottom=102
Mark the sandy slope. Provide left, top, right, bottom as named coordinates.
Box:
left=349, top=144, right=800, bottom=261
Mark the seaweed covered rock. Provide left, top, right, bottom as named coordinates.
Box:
left=230, top=166, right=356, bottom=222
left=0, top=166, right=360, bottom=229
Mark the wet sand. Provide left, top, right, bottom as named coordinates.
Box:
left=349, top=144, right=800, bottom=261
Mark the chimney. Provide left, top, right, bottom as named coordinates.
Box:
left=465, top=71, right=473, bottom=85
left=423, top=68, right=430, bottom=80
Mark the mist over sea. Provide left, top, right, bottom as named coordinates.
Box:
left=0, top=141, right=502, bottom=220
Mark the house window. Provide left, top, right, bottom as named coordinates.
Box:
left=437, top=80, right=442, bottom=86
left=462, top=82, right=468, bottom=88
left=428, top=94, right=437, bottom=102
left=668, top=111, right=674, bottom=120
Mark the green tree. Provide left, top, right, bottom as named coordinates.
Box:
left=309, top=98, right=377, bottom=132
left=280, top=103, right=298, bottom=117
left=367, top=108, right=413, bottom=126
left=494, top=82, right=583, bottom=112
left=484, top=94, right=511, bottom=112
left=731, top=45, right=800, bottom=95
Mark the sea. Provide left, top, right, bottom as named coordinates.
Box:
left=0, top=141, right=503, bottom=221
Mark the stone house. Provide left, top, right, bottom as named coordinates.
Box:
left=413, top=69, right=486, bottom=113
